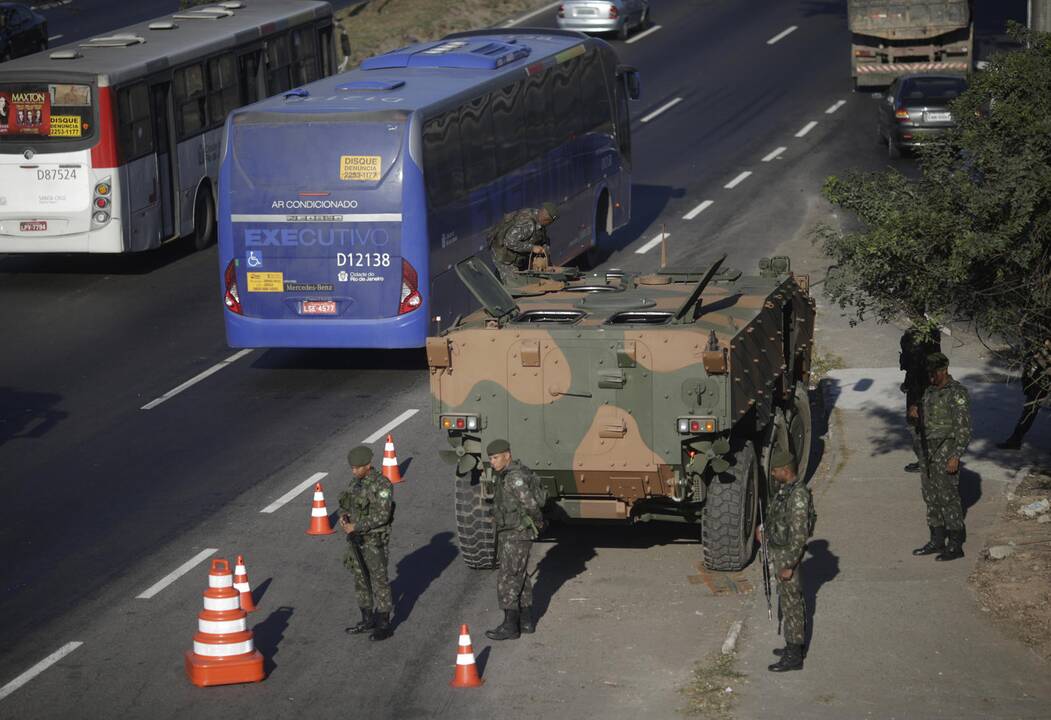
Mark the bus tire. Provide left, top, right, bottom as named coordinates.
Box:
left=455, top=466, right=497, bottom=569
left=702, top=438, right=759, bottom=571
left=787, top=381, right=813, bottom=481
left=192, top=185, right=216, bottom=251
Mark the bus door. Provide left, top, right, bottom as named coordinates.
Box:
left=150, top=82, right=178, bottom=240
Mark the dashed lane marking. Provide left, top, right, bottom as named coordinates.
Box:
left=682, top=200, right=714, bottom=220
left=635, top=231, right=669, bottom=255
left=140, top=349, right=253, bottom=410
left=626, top=24, right=663, bottom=44
left=639, top=97, right=682, bottom=124
left=48, top=34, right=63, bottom=42
left=363, top=408, right=419, bottom=444
left=261, top=472, right=328, bottom=514
left=795, top=120, right=818, bottom=137
left=503, top=0, right=562, bottom=26
left=825, top=99, right=847, bottom=114
left=766, top=25, right=798, bottom=45
left=724, top=171, right=752, bottom=189
left=762, top=146, right=787, bottom=162
left=0, top=642, right=83, bottom=702
left=136, top=548, right=217, bottom=599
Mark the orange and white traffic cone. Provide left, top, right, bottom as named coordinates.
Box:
left=306, top=482, right=336, bottom=535
left=450, top=624, right=484, bottom=688
left=185, top=558, right=265, bottom=687
left=233, top=555, right=256, bottom=612
left=382, top=434, right=402, bottom=484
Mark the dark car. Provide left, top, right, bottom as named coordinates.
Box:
left=0, top=3, right=48, bottom=62
left=877, top=74, right=968, bottom=157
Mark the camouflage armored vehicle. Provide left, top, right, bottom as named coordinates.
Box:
left=428, top=254, right=815, bottom=571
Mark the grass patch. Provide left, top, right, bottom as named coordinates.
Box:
left=810, top=349, right=846, bottom=382
left=680, top=652, right=747, bottom=718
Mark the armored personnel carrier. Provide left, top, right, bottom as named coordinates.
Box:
left=428, top=255, right=815, bottom=571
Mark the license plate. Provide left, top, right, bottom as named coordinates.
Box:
left=302, top=300, right=337, bottom=315
left=575, top=7, right=598, bottom=15
left=925, top=111, right=951, bottom=122
left=20, top=221, right=47, bottom=232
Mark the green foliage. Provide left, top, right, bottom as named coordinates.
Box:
left=821, top=25, right=1051, bottom=359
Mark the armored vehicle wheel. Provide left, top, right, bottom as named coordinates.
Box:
left=786, top=382, right=813, bottom=481
left=455, top=467, right=497, bottom=569
left=702, top=439, right=759, bottom=571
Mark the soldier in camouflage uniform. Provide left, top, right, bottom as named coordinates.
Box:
left=488, top=202, right=559, bottom=282
left=484, top=438, right=544, bottom=641
left=901, top=327, right=941, bottom=472
left=338, top=445, right=396, bottom=641
left=912, top=352, right=971, bottom=562
left=759, top=444, right=814, bottom=672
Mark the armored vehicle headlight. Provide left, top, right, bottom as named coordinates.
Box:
left=677, top=416, right=717, bottom=434
left=441, top=414, right=480, bottom=431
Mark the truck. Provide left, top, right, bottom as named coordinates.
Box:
left=427, top=254, right=816, bottom=572
left=849, top=0, right=973, bottom=89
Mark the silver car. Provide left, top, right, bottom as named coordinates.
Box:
left=877, top=74, right=968, bottom=158
left=557, top=0, right=651, bottom=41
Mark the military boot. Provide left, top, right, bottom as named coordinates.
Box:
left=912, top=526, right=946, bottom=556
left=773, top=644, right=807, bottom=658
left=369, top=611, right=393, bottom=641
left=519, top=606, right=535, bottom=634
left=935, top=530, right=965, bottom=561
left=768, top=644, right=804, bottom=672
left=485, top=609, right=520, bottom=641
left=345, top=608, right=375, bottom=635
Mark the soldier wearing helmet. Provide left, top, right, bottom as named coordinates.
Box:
left=487, top=203, right=559, bottom=282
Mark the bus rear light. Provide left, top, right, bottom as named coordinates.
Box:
left=224, top=259, right=242, bottom=315
left=94, top=197, right=108, bottom=209
left=608, top=5, right=619, bottom=18
left=95, top=182, right=110, bottom=195
left=93, top=211, right=109, bottom=225
left=398, top=258, right=422, bottom=315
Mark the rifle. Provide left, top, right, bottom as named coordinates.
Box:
left=758, top=503, right=772, bottom=621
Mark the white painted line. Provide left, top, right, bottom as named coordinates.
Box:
left=721, top=620, right=743, bottom=654
left=639, top=97, right=682, bottom=124
left=0, top=642, right=83, bottom=702
left=363, top=408, right=419, bottom=444
left=682, top=200, right=714, bottom=221
left=48, top=34, right=64, bottom=42
left=825, top=99, right=847, bottom=114
left=634, top=231, right=669, bottom=255
left=141, top=349, right=253, bottom=410
left=724, top=171, right=753, bottom=189
left=136, top=548, right=218, bottom=599
left=762, top=146, right=787, bottom=162
left=766, top=25, right=798, bottom=45
left=625, top=24, right=663, bottom=44
left=261, top=471, right=329, bottom=514
left=503, top=0, right=562, bottom=26
left=795, top=120, right=818, bottom=138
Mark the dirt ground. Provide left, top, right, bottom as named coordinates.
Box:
left=970, top=467, right=1051, bottom=661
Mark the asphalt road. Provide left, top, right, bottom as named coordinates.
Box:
left=0, top=0, right=1034, bottom=717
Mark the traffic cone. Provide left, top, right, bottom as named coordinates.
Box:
left=185, top=558, right=265, bottom=687
left=382, top=434, right=402, bottom=484
left=233, top=555, right=256, bottom=612
left=450, top=624, right=484, bottom=688
left=306, top=482, right=336, bottom=535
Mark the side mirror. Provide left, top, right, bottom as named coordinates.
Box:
left=340, top=31, right=352, bottom=60
left=617, top=65, right=641, bottom=100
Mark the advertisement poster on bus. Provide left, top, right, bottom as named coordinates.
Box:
left=0, top=89, right=51, bottom=136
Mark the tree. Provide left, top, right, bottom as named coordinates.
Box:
left=819, top=26, right=1051, bottom=365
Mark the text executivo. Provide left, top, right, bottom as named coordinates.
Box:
left=243, top=227, right=393, bottom=248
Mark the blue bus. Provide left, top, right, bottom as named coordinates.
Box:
left=218, top=29, right=639, bottom=348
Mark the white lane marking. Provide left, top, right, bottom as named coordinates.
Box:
left=141, top=349, right=253, bottom=410
left=766, top=25, right=798, bottom=45
left=48, top=34, right=64, bottom=42
left=762, top=146, right=787, bottom=162
left=626, top=24, right=663, bottom=44
left=795, top=120, right=818, bottom=137
left=363, top=408, right=419, bottom=444
left=503, top=0, right=562, bottom=26
left=136, top=548, right=218, bottom=599
left=0, top=642, right=83, bottom=702
left=682, top=200, right=714, bottom=220
left=825, top=99, right=847, bottom=114
left=261, top=472, right=329, bottom=514
left=640, top=97, right=682, bottom=124
left=634, top=231, right=669, bottom=255
left=724, top=171, right=753, bottom=189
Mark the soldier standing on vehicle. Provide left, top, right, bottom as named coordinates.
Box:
left=912, top=352, right=971, bottom=562
left=759, top=444, right=814, bottom=672
left=338, top=445, right=395, bottom=641
left=488, top=202, right=558, bottom=282
left=484, top=439, right=544, bottom=641
left=901, top=327, right=941, bottom=472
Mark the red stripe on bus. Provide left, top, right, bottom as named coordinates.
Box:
left=90, top=86, right=121, bottom=169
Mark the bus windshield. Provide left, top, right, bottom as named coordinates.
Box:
left=0, top=82, right=95, bottom=143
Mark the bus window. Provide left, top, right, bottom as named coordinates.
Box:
left=207, top=54, right=240, bottom=128
left=174, top=63, right=206, bottom=139
left=422, top=111, right=465, bottom=208
left=238, top=51, right=264, bottom=105
left=319, top=26, right=334, bottom=77
left=525, top=69, right=553, bottom=157
left=266, top=34, right=293, bottom=94
left=492, top=82, right=526, bottom=174
left=579, top=52, right=611, bottom=133
left=459, top=94, right=496, bottom=191
left=291, top=28, right=319, bottom=85
left=117, top=83, right=154, bottom=160
left=551, top=57, right=583, bottom=144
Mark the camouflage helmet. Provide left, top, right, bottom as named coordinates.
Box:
left=486, top=438, right=511, bottom=456
left=347, top=445, right=373, bottom=467
left=540, top=202, right=559, bottom=222
left=770, top=445, right=796, bottom=471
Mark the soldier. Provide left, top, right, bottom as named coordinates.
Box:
left=484, top=439, right=543, bottom=641
left=901, top=327, right=941, bottom=472
left=912, top=352, right=971, bottom=562
left=338, top=445, right=395, bottom=641
left=760, top=444, right=814, bottom=673
left=488, top=202, right=558, bottom=281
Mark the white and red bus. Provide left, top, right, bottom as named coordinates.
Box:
left=0, top=0, right=334, bottom=253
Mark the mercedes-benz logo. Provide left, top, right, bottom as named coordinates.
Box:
left=23, top=148, right=34, bottom=160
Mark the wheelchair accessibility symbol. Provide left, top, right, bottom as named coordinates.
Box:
left=247, top=250, right=263, bottom=268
